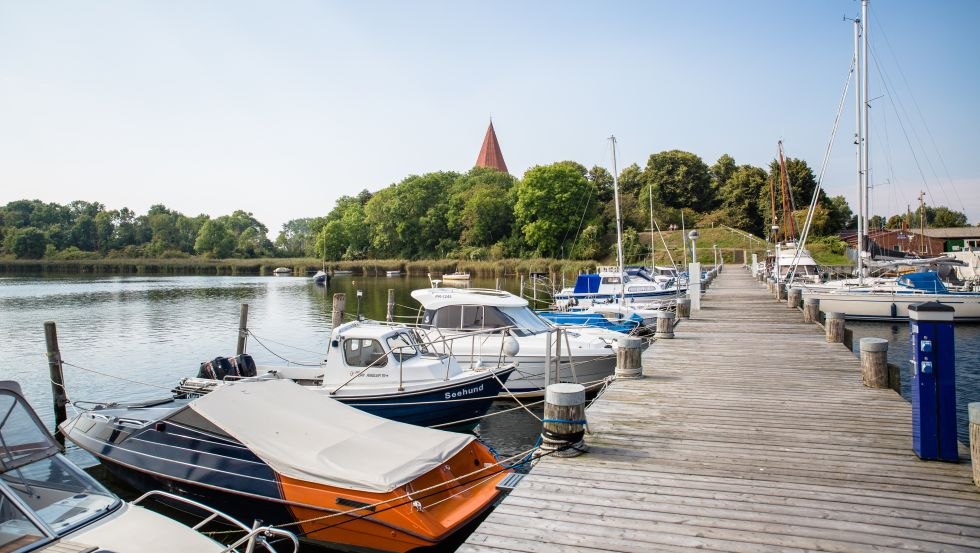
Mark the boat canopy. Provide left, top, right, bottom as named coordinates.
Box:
left=897, top=272, right=948, bottom=293
left=572, top=274, right=602, bottom=294
left=186, top=379, right=474, bottom=493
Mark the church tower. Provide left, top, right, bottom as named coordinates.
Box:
left=474, top=121, right=508, bottom=173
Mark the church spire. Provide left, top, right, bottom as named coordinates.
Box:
left=474, top=120, right=508, bottom=173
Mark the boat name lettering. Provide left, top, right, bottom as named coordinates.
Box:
left=350, top=372, right=389, bottom=378
left=445, top=383, right=484, bottom=400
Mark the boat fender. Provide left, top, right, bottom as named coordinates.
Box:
left=890, top=303, right=898, bottom=319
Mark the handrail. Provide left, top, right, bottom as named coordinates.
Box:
left=131, top=490, right=299, bottom=553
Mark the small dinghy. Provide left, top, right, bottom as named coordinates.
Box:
left=61, top=379, right=509, bottom=553
left=312, top=269, right=329, bottom=285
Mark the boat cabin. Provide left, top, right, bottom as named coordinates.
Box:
left=412, top=288, right=552, bottom=338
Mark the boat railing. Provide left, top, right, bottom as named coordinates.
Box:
left=131, top=490, right=299, bottom=553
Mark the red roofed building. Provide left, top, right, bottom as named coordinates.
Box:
left=474, top=121, right=508, bottom=173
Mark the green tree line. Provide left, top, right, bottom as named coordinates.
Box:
left=3, top=150, right=971, bottom=261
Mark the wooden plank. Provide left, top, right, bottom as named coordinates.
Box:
left=464, top=268, right=980, bottom=552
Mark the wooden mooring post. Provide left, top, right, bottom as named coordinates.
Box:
left=615, top=337, right=643, bottom=378
left=386, top=289, right=395, bottom=322
left=655, top=311, right=675, bottom=339
left=236, top=303, right=249, bottom=355
left=971, top=403, right=980, bottom=486
left=331, top=293, right=346, bottom=327
left=538, top=383, right=587, bottom=458
left=860, top=337, right=889, bottom=388
left=676, top=298, right=691, bottom=318
left=44, top=321, right=68, bottom=447
left=775, top=282, right=786, bottom=301
left=803, top=297, right=820, bottom=323
left=825, top=311, right=845, bottom=343
left=787, top=287, right=802, bottom=309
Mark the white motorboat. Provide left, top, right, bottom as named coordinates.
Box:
left=410, top=286, right=626, bottom=397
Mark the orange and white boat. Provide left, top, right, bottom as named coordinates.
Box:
left=61, top=379, right=510, bottom=552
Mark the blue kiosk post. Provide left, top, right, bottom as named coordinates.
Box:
left=908, top=301, right=958, bottom=462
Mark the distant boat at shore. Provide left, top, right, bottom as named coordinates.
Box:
left=442, top=271, right=471, bottom=281
left=272, top=267, right=292, bottom=275
left=385, top=270, right=402, bottom=277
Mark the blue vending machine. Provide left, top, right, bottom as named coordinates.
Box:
left=908, top=302, right=958, bottom=462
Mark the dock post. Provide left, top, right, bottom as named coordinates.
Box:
left=970, top=403, right=980, bottom=486
left=655, top=311, right=675, bottom=339
left=386, top=289, right=395, bottom=322
left=689, top=262, right=701, bottom=311
left=236, top=303, right=249, bottom=355
left=538, top=383, right=587, bottom=458
left=775, top=282, right=786, bottom=301
left=615, top=337, right=643, bottom=379
left=787, top=287, right=801, bottom=309
left=803, top=297, right=820, bottom=323
left=825, top=312, right=845, bottom=343
left=860, top=337, right=889, bottom=388
left=331, top=293, right=346, bottom=328
left=44, top=321, right=68, bottom=447
left=495, top=277, right=500, bottom=291
left=520, top=274, right=525, bottom=298
left=676, top=298, right=691, bottom=318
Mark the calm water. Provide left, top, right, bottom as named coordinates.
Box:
left=0, top=273, right=550, bottom=469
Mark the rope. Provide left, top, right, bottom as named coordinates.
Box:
left=246, top=330, right=322, bottom=366
left=244, top=332, right=325, bottom=357
left=427, top=398, right=545, bottom=429
left=61, top=360, right=173, bottom=391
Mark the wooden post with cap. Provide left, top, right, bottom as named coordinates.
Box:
left=236, top=303, right=249, bottom=355
left=44, top=321, right=68, bottom=447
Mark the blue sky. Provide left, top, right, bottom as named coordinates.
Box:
left=2, top=0, right=977, bottom=237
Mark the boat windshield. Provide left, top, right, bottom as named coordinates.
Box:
left=386, top=332, right=418, bottom=362
left=1, top=387, right=120, bottom=541
left=497, top=307, right=551, bottom=335
left=423, top=305, right=549, bottom=337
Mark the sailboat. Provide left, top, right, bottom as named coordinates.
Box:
left=766, top=141, right=822, bottom=284
left=797, top=0, right=980, bottom=321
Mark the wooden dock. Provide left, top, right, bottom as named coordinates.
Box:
left=462, top=267, right=980, bottom=552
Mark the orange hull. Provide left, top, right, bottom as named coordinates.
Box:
left=278, top=441, right=507, bottom=552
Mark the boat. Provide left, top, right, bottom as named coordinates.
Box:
left=332, top=269, right=354, bottom=276
left=802, top=271, right=980, bottom=321
left=410, top=286, right=626, bottom=397
left=179, top=320, right=516, bottom=430
left=537, top=308, right=645, bottom=334
left=385, top=270, right=402, bottom=277
left=442, top=271, right=471, bottom=281
left=60, top=379, right=509, bottom=553
left=272, top=267, right=292, bottom=275
left=0, top=380, right=297, bottom=553
left=551, top=266, right=680, bottom=308
left=312, top=269, right=329, bottom=285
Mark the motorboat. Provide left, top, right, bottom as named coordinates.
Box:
left=61, top=379, right=508, bottom=553
left=385, top=270, right=402, bottom=277
left=312, top=270, right=329, bottom=285
left=551, top=266, right=680, bottom=309
left=272, top=267, right=292, bottom=275
left=769, top=241, right=821, bottom=283
left=180, top=320, right=516, bottom=430
left=410, top=287, right=626, bottom=398
left=536, top=308, right=644, bottom=335
left=442, top=272, right=471, bottom=281
left=802, top=271, right=980, bottom=321
left=0, top=381, right=296, bottom=553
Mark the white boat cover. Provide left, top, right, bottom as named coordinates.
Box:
left=188, top=379, right=474, bottom=493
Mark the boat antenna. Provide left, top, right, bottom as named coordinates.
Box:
left=610, top=135, right=626, bottom=307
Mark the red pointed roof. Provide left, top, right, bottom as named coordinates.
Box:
left=474, top=121, right=508, bottom=173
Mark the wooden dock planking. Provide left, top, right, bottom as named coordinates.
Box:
left=462, top=267, right=980, bottom=552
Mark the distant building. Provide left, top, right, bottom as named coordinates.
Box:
left=839, top=227, right=980, bottom=256
left=923, top=227, right=980, bottom=252
left=474, top=121, right=508, bottom=173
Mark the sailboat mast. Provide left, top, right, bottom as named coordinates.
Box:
left=610, top=136, right=626, bottom=306
left=862, top=0, right=871, bottom=253
left=777, top=141, right=797, bottom=240
left=648, top=182, right=655, bottom=268
left=854, top=14, right=865, bottom=284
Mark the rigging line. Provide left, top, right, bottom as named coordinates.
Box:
left=60, top=360, right=173, bottom=391
left=872, top=17, right=964, bottom=211
left=791, top=55, right=853, bottom=282
left=246, top=331, right=322, bottom=366
left=244, top=332, right=325, bottom=356
left=427, top=398, right=546, bottom=429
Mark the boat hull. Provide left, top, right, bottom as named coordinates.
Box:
left=805, top=291, right=980, bottom=321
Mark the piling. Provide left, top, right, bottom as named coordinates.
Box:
left=787, top=287, right=802, bottom=309
left=803, top=297, right=820, bottom=323
left=775, top=282, right=786, bottom=301
left=44, top=321, right=68, bottom=447
left=538, top=383, right=587, bottom=458
left=236, top=303, right=249, bottom=355
left=860, top=337, right=889, bottom=388
left=676, top=298, right=691, bottom=318
left=971, top=403, right=980, bottom=486
left=615, top=337, right=643, bottom=379
left=495, top=277, right=501, bottom=291
left=655, top=311, right=675, bottom=339
left=331, top=293, right=346, bottom=328
left=386, top=289, right=395, bottom=322
left=825, top=311, right=845, bottom=343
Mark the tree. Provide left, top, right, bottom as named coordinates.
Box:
left=929, top=206, right=968, bottom=228
left=641, top=150, right=714, bottom=210
left=364, top=172, right=457, bottom=259
left=824, top=195, right=853, bottom=234
left=719, top=165, right=766, bottom=235
left=194, top=219, right=235, bottom=258
left=12, top=227, right=48, bottom=259
left=710, top=154, right=737, bottom=205
left=514, top=161, right=596, bottom=258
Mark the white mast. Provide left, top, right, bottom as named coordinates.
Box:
left=610, top=136, right=626, bottom=306
left=862, top=0, right=871, bottom=263
left=854, top=14, right=865, bottom=284
left=649, top=182, right=655, bottom=268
